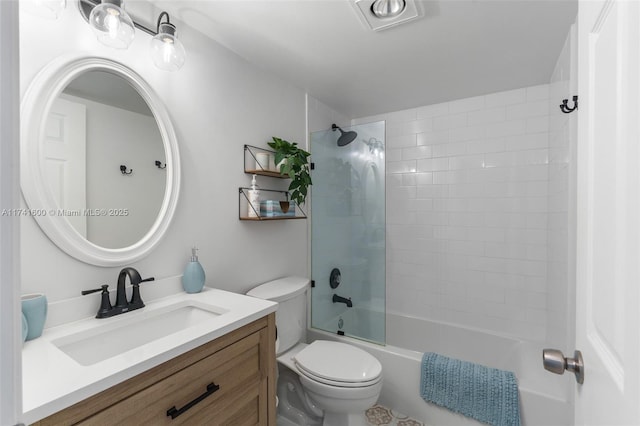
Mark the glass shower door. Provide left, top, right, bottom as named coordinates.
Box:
left=310, top=121, right=385, bottom=344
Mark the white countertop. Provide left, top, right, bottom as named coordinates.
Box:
left=21, top=287, right=277, bottom=424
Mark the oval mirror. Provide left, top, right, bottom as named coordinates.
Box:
left=21, top=56, right=180, bottom=266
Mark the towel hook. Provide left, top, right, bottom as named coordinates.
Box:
left=559, top=95, right=578, bottom=113
left=120, top=165, right=133, bottom=175
left=155, top=160, right=166, bottom=169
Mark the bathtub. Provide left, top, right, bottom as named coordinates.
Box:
left=310, top=309, right=573, bottom=426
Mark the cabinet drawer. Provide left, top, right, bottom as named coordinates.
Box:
left=81, top=330, right=263, bottom=425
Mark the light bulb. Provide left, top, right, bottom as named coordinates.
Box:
left=150, top=22, right=186, bottom=72
left=371, top=0, right=406, bottom=19
left=89, top=0, right=134, bottom=49
left=105, top=9, right=120, bottom=40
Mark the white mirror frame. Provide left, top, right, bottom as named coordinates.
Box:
left=21, top=55, right=181, bottom=266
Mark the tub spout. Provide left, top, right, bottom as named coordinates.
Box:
left=332, top=294, right=353, bottom=308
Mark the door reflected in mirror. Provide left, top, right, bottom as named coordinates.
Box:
left=44, top=71, right=166, bottom=249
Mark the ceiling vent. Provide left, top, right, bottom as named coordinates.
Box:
left=351, top=0, right=422, bottom=32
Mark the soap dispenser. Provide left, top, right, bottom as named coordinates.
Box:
left=248, top=174, right=260, bottom=218
left=182, top=247, right=205, bottom=293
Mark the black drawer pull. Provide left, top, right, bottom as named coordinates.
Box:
left=166, top=382, right=220, bottom=419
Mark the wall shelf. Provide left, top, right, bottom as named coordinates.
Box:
left=244, top=144, right=287, bottom=178
left=239, top=187, right=307, bottom=221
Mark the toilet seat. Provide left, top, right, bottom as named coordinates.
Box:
left=293, top=341, right=382, bottom=388
left=296, top=364, right=382, bottom=388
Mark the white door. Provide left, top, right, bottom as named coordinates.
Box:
left=44, top=97, right=87, bottom=237
left=575, top=0, right=640, bottom=423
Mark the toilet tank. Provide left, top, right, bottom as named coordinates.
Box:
left=246, top=276, right=309, bottom=355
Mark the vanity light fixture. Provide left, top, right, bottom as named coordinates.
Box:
left=150, top=12, right=186, bottom=72
left=79, top=0, right=186, bottom=71
left=88, top=0, right=135, bottom=49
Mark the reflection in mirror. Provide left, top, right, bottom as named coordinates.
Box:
left=45, top=71, right=166, bottom=249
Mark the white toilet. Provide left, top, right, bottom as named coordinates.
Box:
left=247, top=276, right=383, bottom=426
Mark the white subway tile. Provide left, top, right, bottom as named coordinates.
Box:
left=526, top=116, right=549, bottom=134
left=387, top=174, right=403, bottom=187
left=467, top=138, right=506, bottom=155
left=433, top=113, right=467, bottom=130
left=386, top=148, right=403, bottom=162
left=417, top=130, right=449, bottom=145
left=486, top=119, right=526, bottom=138
left=416, top=102, right=449, bottom=119
left=485, top=88, right=527, bottom=107
left=417, top=185, right=449, bottom=198
left=448, top=211, right=484, bottom=226
left=508, top=133, right=549, bottom=151
left=450, top=124, right=486, bottom=143
left=387, top=133, right=417, bottom=148
left=406, top=118, right=433, bottom=134
left=388, top=186, right=417, bottom=201
left=468, top=256, right=507, bottom=273
left=383, top=83, right=555, bottom=341
left=468, top=283, right=505, bottom=303
left=415, top=172, right=434, bottom=185
left=484, top=152, right=516, bottom=168
left=434, top=226, right=467, bottom=240
left=449, top=96, right=485, bottom=113
left=484, top=272, right=525, bottom=289
left=433, top=170, right=467, bottom=185
left=506, top=100, right=549, bottom=120
left=417, top=157, right=449, bottom=172
left=467, top=107, right=506, bottom=126
left=410, top=198, right=434, bottom=212
left=526, top=84, right=550, bottom=101
left=387, top=160, right=417, bottom=174
left=467, top=227, right=506, bottom=243
left=386, top=108, right=418, bottom=123
left=449, top=155, right=485, bottom=170
left=402, top=173, right=417, bottom=186
left=415, top=212, right=450, bottom=226
left=402, top=145, right=432, bottom=160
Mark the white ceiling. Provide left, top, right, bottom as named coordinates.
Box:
left=149, top=0, right=577, bottom=118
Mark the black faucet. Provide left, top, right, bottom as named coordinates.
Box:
left=82, top=268, right=154, bottom=318
left=332, top=294, right=353, bottom=308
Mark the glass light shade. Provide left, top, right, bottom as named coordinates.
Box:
left=89, top=0, right=135, bottom=49
left=21, top=0, right=66, bottom=20
left=150, top=23, right=186, bottom=72
left=371, top=0, right=406, bottom=19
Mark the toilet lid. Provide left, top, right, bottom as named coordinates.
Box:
left=293, top=341, right=382, bottom=384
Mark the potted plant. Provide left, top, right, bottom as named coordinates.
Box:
left=268, top=137, right=312, bottom=209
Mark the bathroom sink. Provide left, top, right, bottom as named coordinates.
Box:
left=52, top=301, right=227, bottom=366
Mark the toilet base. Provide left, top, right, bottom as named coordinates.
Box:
left=323, top=410, right=368, bottom=426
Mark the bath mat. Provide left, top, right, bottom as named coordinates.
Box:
left=420, top=352, right=520, bottom=426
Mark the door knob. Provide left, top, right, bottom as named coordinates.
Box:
left=542, top=348, right=584, bottom=384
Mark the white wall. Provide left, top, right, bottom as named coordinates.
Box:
left=20, top=6, right=307, bottom=315
left=355, top=85, right=552, bottom=341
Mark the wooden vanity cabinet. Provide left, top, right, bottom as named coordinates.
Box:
left=33, top=314, right=276, bottom=426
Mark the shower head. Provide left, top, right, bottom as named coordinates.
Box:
left=332, top=123, right=358, bottom=146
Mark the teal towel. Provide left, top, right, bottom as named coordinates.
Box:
left=420, top=352, right=521, bottom=426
